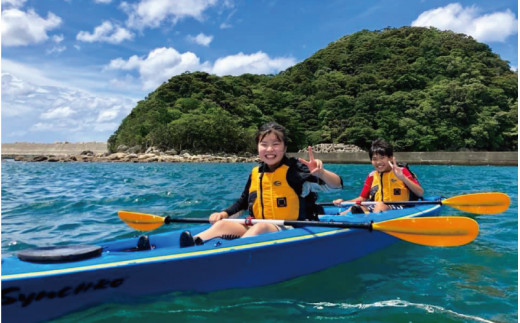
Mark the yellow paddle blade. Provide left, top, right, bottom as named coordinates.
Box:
left=443, top=192, right=510, bottom=214
left=373, top=216, right=479, bottom=247
left=118, top=211, right=166, bottom=231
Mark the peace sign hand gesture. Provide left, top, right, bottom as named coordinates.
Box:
left=298, top=146, right=323, bottom=177
left=388, top=157, right=405, bottom=181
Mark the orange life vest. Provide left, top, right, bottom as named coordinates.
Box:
left=371, top=171, right=411, bottom=202
left=249, top=165, right=300, bottom=220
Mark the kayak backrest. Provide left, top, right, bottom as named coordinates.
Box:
left=17, top=245, right=102, bottom=263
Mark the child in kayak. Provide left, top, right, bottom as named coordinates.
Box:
left=180, top=122, right=343, bottom=247
left=333, top=138, right=423, bottom=213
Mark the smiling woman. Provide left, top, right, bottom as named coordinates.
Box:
left=178, top=122, right=343, bottom=246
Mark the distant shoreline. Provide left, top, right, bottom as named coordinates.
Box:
left=1, top=142, right=108, bottom=156
left=288, top=152, right=518, bottom=166
left=1, top=142, right=517, bottom=166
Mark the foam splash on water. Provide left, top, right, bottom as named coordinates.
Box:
left=309, top=299, right=494, bottom=322
left=150, top=298, right=494, bottom=322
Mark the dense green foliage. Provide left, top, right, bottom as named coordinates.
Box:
left=108, top=27, right=518, bottom=153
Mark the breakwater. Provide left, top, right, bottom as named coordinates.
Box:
left=1, top=142, right=517, bottom=165
left=288, top=151, right=518, bottom=166
left=2, top=142, right=108, bottom=157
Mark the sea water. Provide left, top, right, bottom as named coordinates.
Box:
left=1, top=161, right=517, bottom=322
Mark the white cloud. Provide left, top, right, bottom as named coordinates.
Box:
left=108, top=47, right=210, bottom=90
left=46, top=45, right=67, bottom=54
left=109, top=74, right=137, bottom=90
left=412, top=3, right=518, bottom=42
left=108, top=56, right=142, bottom=70
left=96, top=108, right=119, bottom=122
left=2, top=61, right=51, bottom=86
left=1, top=8, right=62, bottom=46
left=212, top=51, right=296, bottom=76
left=1, top=72, right=137, bottom=143
left=32, top=122, right=61, bottom=132
left=77, top=21, right=134, bottom=44
left=219, top=6, right=236, bottom=29
left=220, top=22, right=232, bottom=29
left=123, top=0, right=218, bottom=29
left=2, top=59, right=124, bottom=94
left=187, top=33, right=213, bottom=46
left=94, top=0, right=112, bottom=3
left=40, top=106, right=76, bottom=119
left=1, top=72, right=36, bottom=98
left=108, top=47, right=297, bottom=90
left=47, top=34, right=66, bottom=53
left=52, top=34, right=64, bottom=43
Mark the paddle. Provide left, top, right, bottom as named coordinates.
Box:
left=319, top=192, right=510, bottom=214
left=118, top=211, right=479, bottom=247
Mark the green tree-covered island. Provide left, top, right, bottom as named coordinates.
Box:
left=108, top=27, right=518, bottom=154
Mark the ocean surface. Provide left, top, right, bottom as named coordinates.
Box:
left=1, top=161, right=517, bottom=322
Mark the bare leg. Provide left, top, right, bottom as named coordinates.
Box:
left=373, top=201, right=390, bottom=213
left=339, top=207, right=351, bottom=215
left=242, top=223, right=279, bottom=237
left=195, top=220, right=248, bottom=241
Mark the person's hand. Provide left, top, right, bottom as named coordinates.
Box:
left=209, top=211, right=228, bottom=223
left=298, top=146, right=323, bottom=177
left=333, top=198, right=344, bottom=206
left=389, top=157, right=405, bottom=181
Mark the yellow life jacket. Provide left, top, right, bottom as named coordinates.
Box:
left=371, top=171, right=411, bottom=202
left=249, top=165, right=300, bottom=220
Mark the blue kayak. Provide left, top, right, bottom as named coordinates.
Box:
left=2, top=201, right=442, bottom=322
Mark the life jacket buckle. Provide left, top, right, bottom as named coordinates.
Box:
left=245, top=216, right=254, bottom=226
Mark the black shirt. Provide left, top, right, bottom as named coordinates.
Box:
left=224, top=156, right=342, bottom=219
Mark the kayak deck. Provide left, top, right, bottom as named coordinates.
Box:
left=2, top=200, right=442, bottom=322
left=2, top=202, right=441, bottom=278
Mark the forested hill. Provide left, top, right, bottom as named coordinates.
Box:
left=108, top=27, right=518, bottom=154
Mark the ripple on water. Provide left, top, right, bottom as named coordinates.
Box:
left=2, top=162, right=517, bottom=322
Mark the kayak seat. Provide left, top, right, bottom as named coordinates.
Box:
left=17, top=245, right=102, bottom=263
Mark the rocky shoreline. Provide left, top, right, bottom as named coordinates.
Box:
left=2, top=142, right=259, bottom=163
left=298, top=143, right=364, bottom=153
left=2, top=142, right=517, bottom=165
left=3, top=143, right=364, bottom=164
left=10, top=151, right=259, bottom=163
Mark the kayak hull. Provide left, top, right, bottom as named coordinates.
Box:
left=2, top=202, right=441, bottom=322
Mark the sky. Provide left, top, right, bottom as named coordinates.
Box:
left=1, top=0, right=518, bottom=143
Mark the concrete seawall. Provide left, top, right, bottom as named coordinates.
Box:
left=2, top=142, right=108, bottom=158
left=287, top=151, right=517, bottom=166
left=1, top=142, right=517, bottom=165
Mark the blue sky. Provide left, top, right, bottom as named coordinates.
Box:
left=1, top=0, right=518, bottom=143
